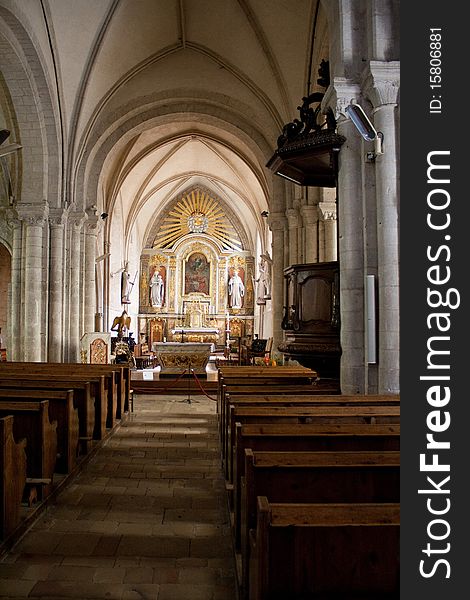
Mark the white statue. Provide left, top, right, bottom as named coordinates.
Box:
left=149, top=272, right=165, bottom=307
left=228, top=269, right=245, bottom=309
left=121, top=262, right=133, bottom=304
left=257, top=252, right=272, bottom=300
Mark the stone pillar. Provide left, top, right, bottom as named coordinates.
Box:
left=17, top=206, right=48, bottom=362
left=48, top=209, right=68, bottom=362
left=69, top=213, right=86, bottom=362
left=7, top=217, right=22, bottom=361
left=300, top=205, right=318, bottom=263
left=268, top=212, right=287, bottom=354
left=84, top=216, right=99, bottom=334
left=364, top=61, right=400, bottom=393
left=322, top=211, right=338, bottom=262
left=286, top=208, right=300, bottom=266
left=325, top=80, right=365, bottom=393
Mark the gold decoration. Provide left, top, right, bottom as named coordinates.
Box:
left=155, top=189, right=242, bottom=250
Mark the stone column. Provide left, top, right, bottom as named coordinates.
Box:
left=300, top=205, right=318, bottom=263
left=268, top=212, right=287, bottom=354
left=69, top=212, right=86, bottom=362
left=7, top=216, right=22, bottom=361
left=84, top=215, right=99, bottom=335
left=17, top=205, right=48, bottom=362
left=286, top=208, right=300, bottom=266
left=364, top=61, right=400, bottom=393
left=321, top=209, right=338, bottom=262
left=48, top=209, right=68, bottom=362
left=324, top=80, right=365, bottom=393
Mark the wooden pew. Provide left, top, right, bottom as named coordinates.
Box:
left=0, top=363, right=119, bottom=429
left=226, top=404, right=401, bottom=484
left=0, top=388, right=79, bottom=474
left=0, top=415, right=27, bottom=540
left=217, top=365, right=317, bottom=415
left=229, top=421, right=400, bottom=538
left=221, top=393, right=400, bottom=472
left=249, top=498, right=400, bottom=600
left=239, top=450, right=400, bottom=591
left=220, top=384, right=320, bottom=445
left=0, top=401, right=57, bottom=500
left=0, top=377, right=95, bottom=453
left=0, top=370, right=109, bottom=444
left=218, top=373, right=319, bottom=458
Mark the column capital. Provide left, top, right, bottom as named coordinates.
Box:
left=49, top=207, right=69, bottom=227
left=5, top=208, right=21, bottom=230
left=267, top=212, right=287, bottom=232
left=286, top=207, right=300, bottom=229
left=16, top=202, right=49, bottom=227
left=299, top=204, right=318, bottom=225
left=69, top=210, right=87, bottom=230
left=322, top=78, right=361, bottom=122
left=85, top=216, right=100, bottom=234
left=362, top=61, right=400, bottom=108
left=85, top=205, right=101, bottom=234
left=319, top=202, right=337, bottom=221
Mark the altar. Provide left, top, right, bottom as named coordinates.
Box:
left=153, top=341, right=215, bottom=374
left=170, top=327, right=219, bottom=344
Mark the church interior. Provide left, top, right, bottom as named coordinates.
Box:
left=0, top=1, right=400, bottom=598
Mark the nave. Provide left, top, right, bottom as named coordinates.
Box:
left=0, top=395, right=237, bottom=600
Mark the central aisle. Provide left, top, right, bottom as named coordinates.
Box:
left=0, top=395, right=237, bottom=600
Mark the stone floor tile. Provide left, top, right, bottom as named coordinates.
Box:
left=45, top=565, right=96, bottom=582
left=93, top=566, right=126, bottom=584
left=158, top=583, right=215, bottom=600
left=0, top=578, right=36, bottom=597
left=0, top=394, right=237, bottom=600
left=122, top=566, right=154, bottom=583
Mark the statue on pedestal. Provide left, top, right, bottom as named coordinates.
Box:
left=149, top=272, right=165, bottom=307
left=256, top=252, right=272, bottom=303
left=228, top=269, right=245, bottom=309
left=111, top=310, right=131, bottom=338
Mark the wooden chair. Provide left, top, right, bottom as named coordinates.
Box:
left=247, top=338, right=271, bottom=365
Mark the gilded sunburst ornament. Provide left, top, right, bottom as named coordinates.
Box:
left=154, top=190, right=242, bottom=250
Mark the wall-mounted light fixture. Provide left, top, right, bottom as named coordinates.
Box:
left=345, top=104, right=384, bottom=160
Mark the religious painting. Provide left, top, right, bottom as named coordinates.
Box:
left=149, top=265, right=166, bottom=308
left=228, top=266, right=245, bottom=309
left=184, top=252, right=210, bottom=295
left=150, top=318, right=165, bottom=346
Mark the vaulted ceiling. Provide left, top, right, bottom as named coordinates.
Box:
left=1, top=0, right=329, bottom=256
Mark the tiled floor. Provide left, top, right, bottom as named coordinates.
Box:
left=0, top=394, right=238, bottom=599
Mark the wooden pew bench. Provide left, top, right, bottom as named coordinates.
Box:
left=216, top=365, right=317, bottom=415
left=226, top=404, right=401, bottom=484
left=0, top=415, right=27, bottom=540
left=229, top=421, right=400, bottom=517
left=238, top=449, right=400, bottom=592
left=0, top=362, right=121, bottom=428
left=0, top=369, right=111, bottom=439
left=221, top=393, right=400, bottom=471
left=0, top=400, right=57, bottom=501
left=218, top=375, right=319, bottom=457
left=249, top=498, right=400, bottom=600
left=0, top=377, right=94, bottom=453
left=219, top=383, right=320, bottom=448
left=0, top=388, right=79, bottom=474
